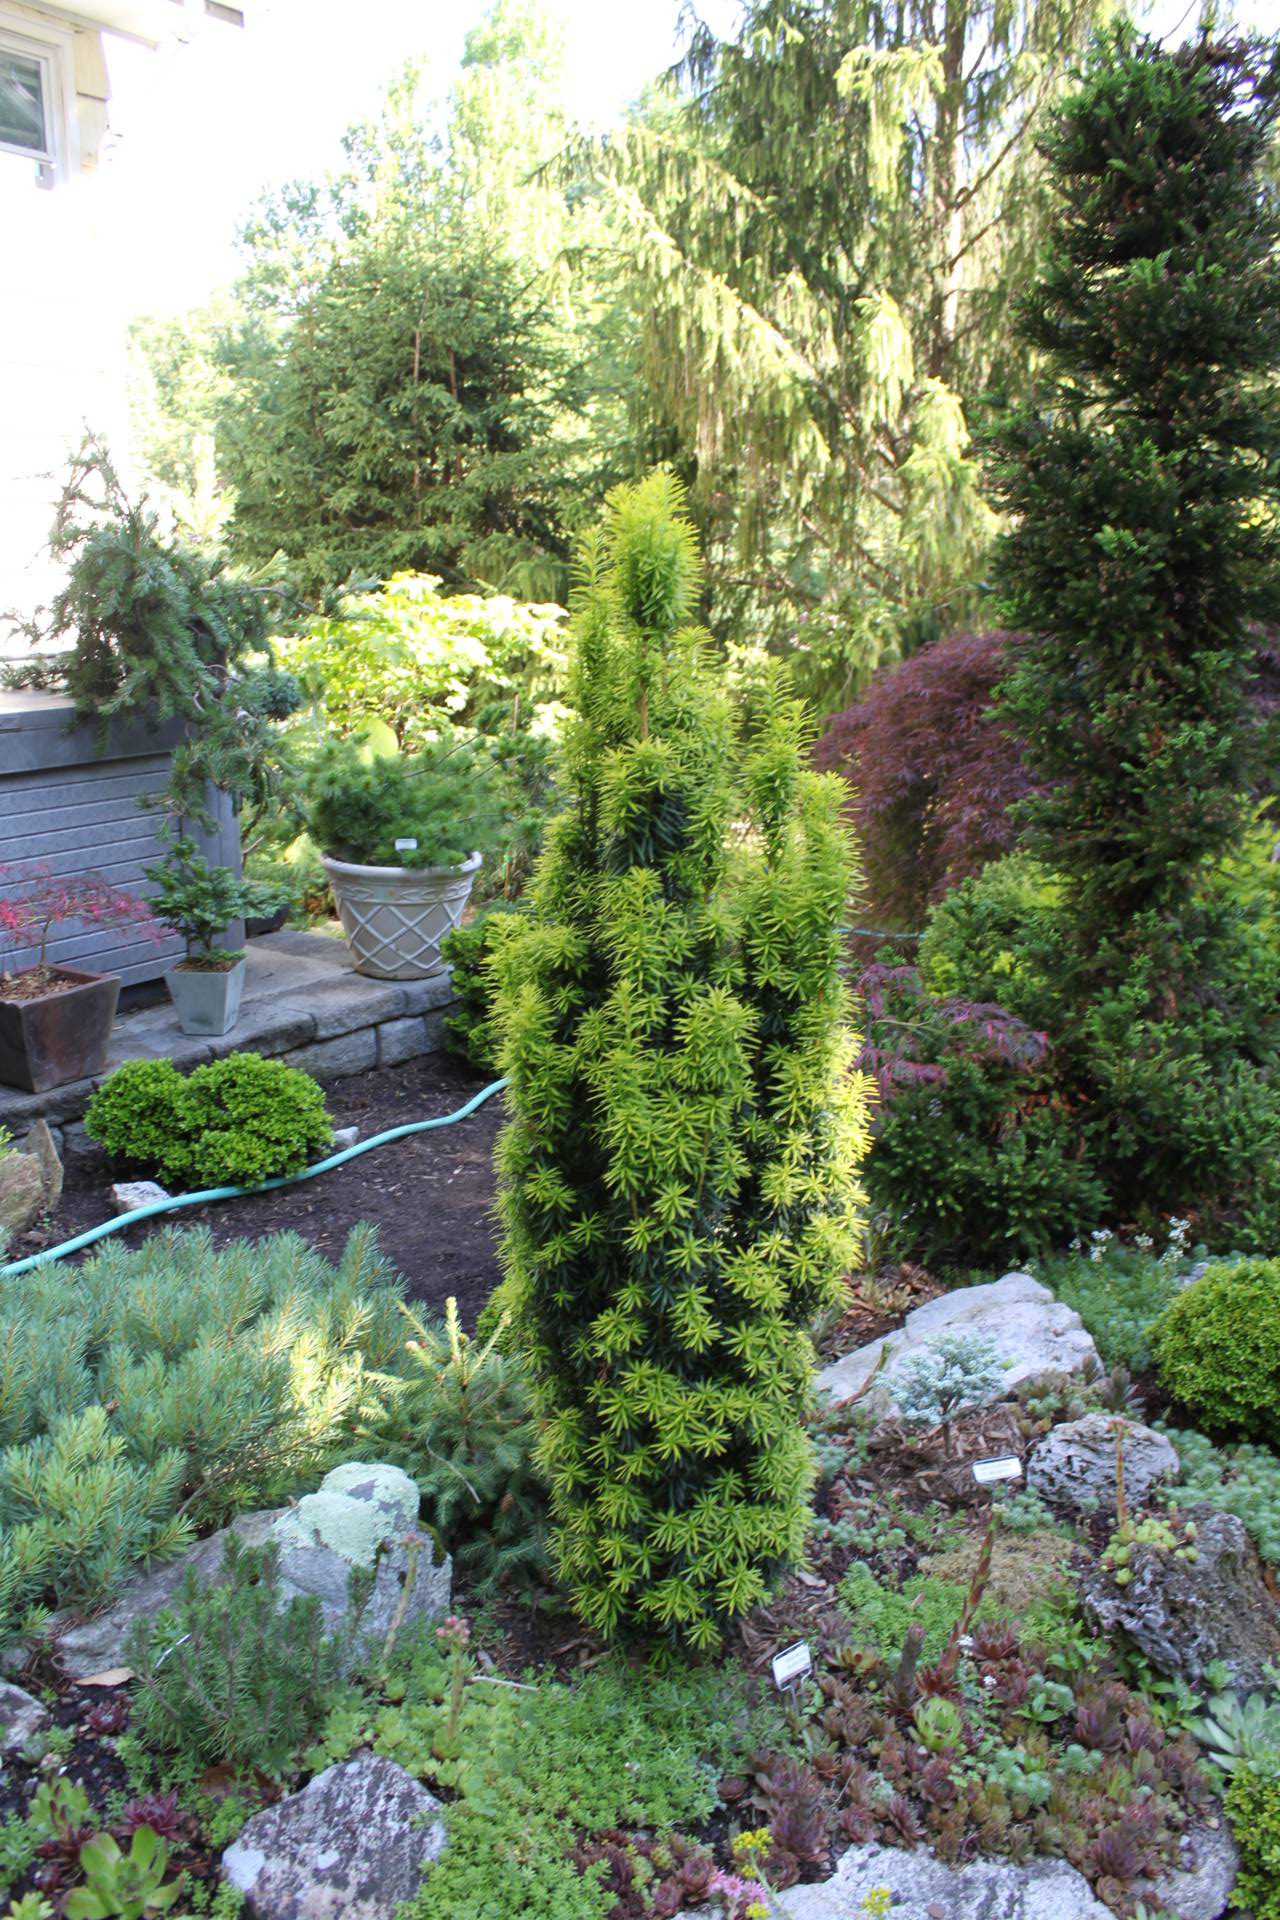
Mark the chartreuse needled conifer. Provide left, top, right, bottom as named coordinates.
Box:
left=493, top=471, right=868, bottom=1650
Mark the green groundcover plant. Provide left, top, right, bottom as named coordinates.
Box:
left=1226, top=1757, right=1280, bottom=1920
left=86, top=1052, right=332, bottom=1190
left=492, top=470, right=868, bottom=1649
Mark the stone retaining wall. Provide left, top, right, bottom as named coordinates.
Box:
left=0, top=930, right=457, bottom=1157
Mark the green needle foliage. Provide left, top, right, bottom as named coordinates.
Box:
left=493, top=472, right=868, bottom=1649
left=987, top=28, right=1280, bottom=1233
left=126, top=1537, right=344, bottom=1776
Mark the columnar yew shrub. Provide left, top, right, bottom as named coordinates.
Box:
left=994, top=29, right=1280, bottom=935
left=493, top=472, right=867, bottom=1648
left=986, top=29, right=1280, bottom=1232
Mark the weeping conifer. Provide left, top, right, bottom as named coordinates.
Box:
left=493, top=472, right=868, bottom=1649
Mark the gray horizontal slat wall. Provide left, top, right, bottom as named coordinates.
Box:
left=0, top=693, right=241, bottom=988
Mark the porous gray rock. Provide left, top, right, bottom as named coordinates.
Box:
left=221, top=1754, right=445, bottom=1919
left=0, top=1149, right=44, bottom=1237
left=1147, top=1819, right=1239, bottom=1920
left=1028, top=1412, right=1179, bottom=1516
left=0, top=1679, right=51, bottom=1754
left=111, top=1179, right=171, bottom=1214
left=677, top=1842, right=1111, bottom=1918
left=817, top=1273, right=1098, bottom=1415
left=54, top=1463, right=451, bottom=1679
left=1081, top=1504, right=1280, bottom=1689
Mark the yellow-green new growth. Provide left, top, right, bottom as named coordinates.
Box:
left=494, top=471, right=869, bottom=1648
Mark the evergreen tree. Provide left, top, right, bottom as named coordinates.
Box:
left=220, top=228, right=577, bottom=599
left=493, top=472, right=868, bottom=1649
left=989, top=29, right=1280, bottom=1231
left=132, top=4, right=623, bottom=601
left=584, top=0, right=1109, bottom=697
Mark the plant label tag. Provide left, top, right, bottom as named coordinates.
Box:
left=394, top=837, right=419, bottom=853
left=772, top=1641, right=813, bottom=1691
left=971, top=1454, right=1023, bottom=1486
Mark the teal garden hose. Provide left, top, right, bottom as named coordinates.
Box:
left=0, top=1077, right=509, bottom=1281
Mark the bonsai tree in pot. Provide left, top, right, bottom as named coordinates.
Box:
left=304, top=735, right=503, bottom=980
left=0, top=865, right=158, bottom=1091
left=143, top=837, right=285, bottom=1037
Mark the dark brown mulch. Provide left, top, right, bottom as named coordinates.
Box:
left=32, top=1052, right=506, bottom=1329
left=0, top=966, right=85, bottom=1003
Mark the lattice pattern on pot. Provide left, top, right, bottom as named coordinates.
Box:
left=334, top=880, right=474, bottom=981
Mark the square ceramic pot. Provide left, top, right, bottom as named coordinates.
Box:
left=0, top=968, right=121, bottom=1093
left=166, top=956, right=247, bottom=1037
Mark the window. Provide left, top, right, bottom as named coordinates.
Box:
left=0, top=19, right=74, bottom=185
left=0, top=42, right=50, bottom=161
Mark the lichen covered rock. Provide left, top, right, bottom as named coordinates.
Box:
left=222, top=1754, right=445, bottom=1918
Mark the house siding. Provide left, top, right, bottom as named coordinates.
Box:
left=0, top=691, right=240, bottom=985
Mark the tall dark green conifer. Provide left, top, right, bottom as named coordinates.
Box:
left=585, top=0, right=1110, bottom=695
left=493, top=472, right=867, bottom=1648
left=990, top=29, right=1280, bottom=1230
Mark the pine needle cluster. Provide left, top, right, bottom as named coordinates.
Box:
left=0, top=1226, right=405, bottom=1637
left=362, top=1298, right=548, bottom=1598
left=493, top=472, right=868, bottom=1649
left=126, top=1537, right=344, bottom=1776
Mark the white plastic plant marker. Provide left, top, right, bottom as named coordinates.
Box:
left=394, top=837, right=419, bottom=853
left=772, top=1641, right=813, bottom=1691
left=971, top=1455, right=1023, bottom=1486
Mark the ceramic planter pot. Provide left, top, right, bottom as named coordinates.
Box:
left=166, top=957, right=247, bottom=1037
left=320, top=852, right=481, bottom=980
left=245, top=904, right=289, bottom=938
left=0, top=968, right=120, bottom=1093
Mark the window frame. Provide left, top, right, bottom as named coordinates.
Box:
left=0, top=15, right=77, bottom=184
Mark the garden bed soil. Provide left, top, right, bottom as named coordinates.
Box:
left=30, top=1052, right=506, bottom=1328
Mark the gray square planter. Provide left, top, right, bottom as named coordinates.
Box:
left=165, top=957, right=247, bottom=1037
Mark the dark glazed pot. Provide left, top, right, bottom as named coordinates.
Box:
left=0, top=968, right=120, bottom=1093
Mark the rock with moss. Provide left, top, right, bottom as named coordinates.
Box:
left=272, top=1462, right=451, bottom=1651
left=55, top=1462, right=451, bottom=1678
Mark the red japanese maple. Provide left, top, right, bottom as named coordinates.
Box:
left=0, top=863, right=159, bottom=991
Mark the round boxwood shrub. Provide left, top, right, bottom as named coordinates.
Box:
left=83, top=1059, right=186, bottom=1174
left=1152, top=1257, right=1280, bottom=1444
left=87, top=1051, right=331, bottom=1191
